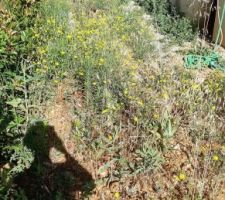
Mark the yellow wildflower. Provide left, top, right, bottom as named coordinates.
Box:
left=177, top=172, right=186, bottom=181
left=211, top=106, right=216, bottom=111
left=192, top=83, right=199, bottom=90
left=98, top=58, right=105, bottom=66
left=102, top=108, right=110, bottom=114
left=124, top=89, right=128, bottom=95
left=162, top=92, right=169, bottom=100
left=137, top=100, right=144, bottom=107
left=50, top=19, right=56, bottom=24
left=60, top=51, right=65, bottom=56
left=114, top=192, right=120, bottom=199
left=134, top=117, right=138, bottom=123
left=57, top=29, right=63, bottom=35
left=131, top=65, right=138, bottom=70
left=153, top=113, right=159, bottom=120
left=116, top=16, right=122, bottom=21
left=39, top=48, right=46, bottom=55
left=36, top=68, right=41, bottom=73
left=96, top=41, right=105, bottom=49
left=79, top=71, right=84, bottom=76
left=213, top=155, right=219, bottom=161
left=67, top=34, right=72, bottom=40
left=122, top=35, right=128, bottom=42
left=34, top=33, right=40, bottom=38
left=108, top=135, right=113, bottom=141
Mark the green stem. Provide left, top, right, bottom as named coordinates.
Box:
left=215, top=3, right=225, bottom=48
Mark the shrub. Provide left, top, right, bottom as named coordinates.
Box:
left=135, top=0, right=196, bottom=43
left=0, top=0, right=40, bottom=197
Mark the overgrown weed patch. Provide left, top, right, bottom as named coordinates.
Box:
left=1, top=0, right=225, bottom=199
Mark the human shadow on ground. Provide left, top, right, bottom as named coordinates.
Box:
left=15, top=121, right=94, bottom=200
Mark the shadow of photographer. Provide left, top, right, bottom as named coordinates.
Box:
left=15, top=121, right=94, bottom=200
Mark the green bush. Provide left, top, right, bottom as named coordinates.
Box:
left=136, top=0, right=195, bottom=43
left=0, top=0, right=40, bottom=197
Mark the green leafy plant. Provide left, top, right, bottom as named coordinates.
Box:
left=136, top=0, right=196, bottom=43
left=5, top=144, right=34, bottom=176
left=131, top=144, right=163, bottom=174
left=0, top=0, right=40, bottom=197
left=160, top=116, right=178, bottom=139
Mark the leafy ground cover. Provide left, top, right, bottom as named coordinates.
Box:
left=135, top=0, right=196, bottom=44
left=1, top=0, right=225, bottom=199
